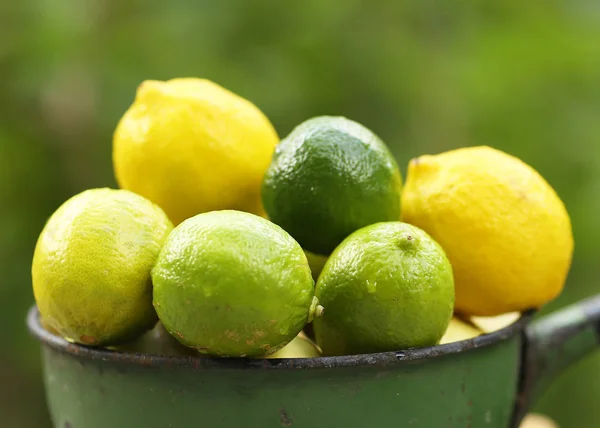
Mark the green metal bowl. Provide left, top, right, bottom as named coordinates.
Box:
left=27, top=295, right=600, bottom=428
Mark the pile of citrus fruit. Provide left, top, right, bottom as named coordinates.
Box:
left=31, top=78, right=574, bottom=359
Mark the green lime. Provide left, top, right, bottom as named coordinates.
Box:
left=32, top=188, right=173, bottom=346
left=151, top=210, right=317, bottom=357
left=313, top=222, right=454, bottom=356
left=114, top=322, right=197, bottom=357
left=304, top=250, right=328, bottom=282
left=262, top=116, right=402, bottom=256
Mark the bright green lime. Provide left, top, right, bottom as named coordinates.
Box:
left=262, top=116, right=402, bottom=256
left=313, top=222, right=455, bottom=356
left=151, top=210, right=316, bottom=357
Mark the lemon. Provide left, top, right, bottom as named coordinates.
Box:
left=401, top=146, right=573, bottom=316
left=439, top=317, right=482, bottom=344
left=113, top=78, right=279, bottom=225
left=266, top=333, right=321, bottom=359
left=313, top=222, right=454, bottom=356
left=151, top=210, right=317, bottom=357
left=262, top=116, right=402, bottom=255
left=470, top=312, right=521, bottom=334
left=520, top=414, right=559, bottom=428
left=32, top=188, right=173, bottom=346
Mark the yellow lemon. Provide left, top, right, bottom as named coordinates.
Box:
left=266, top=334, right=322, bottom=359
left=113, top=78, right=279, bottom=225
left=470, top=312, right=522, bottom=334
left=401, top=146, right=573, bottom=316
left=440, top=317, right=482, bottom=344
left=520, top=414, right=559, bottom=428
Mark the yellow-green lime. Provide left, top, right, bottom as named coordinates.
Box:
left=313, top=222, right=454, bottom=356
left=262, top=116, right=402, bottom=255
left=151, top=210, right=317, bottom=357
left=32, top=188, right=173, bottom=346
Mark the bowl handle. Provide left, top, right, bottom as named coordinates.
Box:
left=513, top=294, right=600, bottom=424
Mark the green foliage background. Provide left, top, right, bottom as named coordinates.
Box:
left=1, top=1, right=599, bottom=426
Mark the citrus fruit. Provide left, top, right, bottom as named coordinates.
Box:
left=439, top=317, right=482, bottom=344
left=313, top=221, right=454, bottom=356
left=40, top=317, right=60, bottom=336
left=32, top=188, right=173, bottom=346
left=520, top=414, right=559, bottom=428
left=151, top=210, right=317, bottom=357
left=262, top=116, right=402, bottom=255
left=113, top=78, right=279, bottom=225
left=470, top=312, right=521, bottom=334
left=304, top=250, right=328, bottom=281
left=266, top=333, right=321, bottom=359
left=115, top=322, right=197, bottom=357
left=401, top=146, right=574, bottom=316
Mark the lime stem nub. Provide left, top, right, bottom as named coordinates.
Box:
left=315, top=305, right=325, bottom=317
left=308, top=296, right=324, bottom=323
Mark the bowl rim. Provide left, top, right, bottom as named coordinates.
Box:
left=27, top=305, right=533, bottom=370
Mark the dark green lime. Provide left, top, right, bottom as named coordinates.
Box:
left=262, top=116, right=402, bottom=255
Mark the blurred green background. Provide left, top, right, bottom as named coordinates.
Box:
left=1, top=1, right=599, bottom=426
